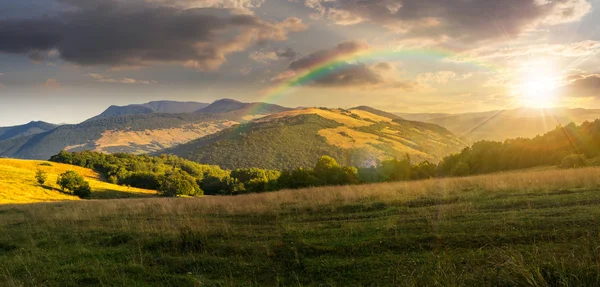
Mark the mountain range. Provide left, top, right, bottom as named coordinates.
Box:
left=3, top=99, right=600, bottom=171
left=397, top=107, right=600, bottom=142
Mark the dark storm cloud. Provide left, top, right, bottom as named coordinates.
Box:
left=0, top=0, right=306, bottom=69
left=303, top=0, right=590, bottom=44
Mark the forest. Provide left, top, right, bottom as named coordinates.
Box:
left=50, top=119, right=600, bottom=197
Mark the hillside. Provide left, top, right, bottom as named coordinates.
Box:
left=0, top=159, right=156, bottom=204
left=0, top=121, right=58, bottom=141
left=398, top=107, right=600, bottom=142
left=89, top=100, right=210, bottom=121
left=0, top=113, right=239, bottom=160
left=166, top=107, right=465, bottom=170
left=1, top=167, right=600, bottom=285
left=198, top=98, right=292, bottom=115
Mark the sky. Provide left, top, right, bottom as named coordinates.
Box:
left=1, top=0, right=600, bottom=126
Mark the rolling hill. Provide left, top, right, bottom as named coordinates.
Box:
left=165, top=107, right=466, bottom=170
left=198, top=98, right=292, bottom=114
left=0, top=113, right=238, bottom=160
left=398, top=107, right=600, bottom=142
left=0, top=99, right=294, bottom=160
left=88, top=100, right=210, bottom=121
left=0, top=121, right=58, bottom=141
left=0, top=158, right=156, bottom=204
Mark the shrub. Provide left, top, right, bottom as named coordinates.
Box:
left=560, top=154, right=587, bottom=169
left=35, top=169, right=48, bottom=185
left=56, top=171, right=92, bottom=198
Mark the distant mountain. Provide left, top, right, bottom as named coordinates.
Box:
left=0, top=121, right=58, bottom=141
left=351, top=106, right=402, bottom=120
left=0, top=99, right=298, bottom=160
left=198, top=98, right=292, bottom=114
left=0, top=112, right=245, bottom=160
left=397, top=107, right=600, bottom=143
left=89, top=101, right=209, bottom=121
left=165, top=108, right=465, bottom=170
left=145, top=101, right=210, bottom=114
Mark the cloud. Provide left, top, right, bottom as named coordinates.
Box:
left=273, top=41, right=418, bottom=90
left=561, top=73, right=600, bottom=98
left=250, top=47, right=298, bottom=63
left=287, top=40, right=369, bottom=70
left=417, top=71, right=457, bottom=85
left=43, top=79, right=61, bottom=89
left=459, top=41, right=600, bottom=61
left=299, top=0, right=591, bottom=44
left=0, top=0, right=306, bottom=70
left=249, top=51, right=279, bottom=63
left=144, top=0, right=264, bottom=14
left=275, top=47, right=298, bottom=60
left=88, top=73, right=158, bottom=85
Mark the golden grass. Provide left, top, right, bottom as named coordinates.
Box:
left=348, top=109, right=393, bottom=123
left=258, top=108, right=374, bottom=127
left=0, top=159, right=157, bottom=205
left=4, top=166, right=598, bottom=230
left=92, top=121, right=237, bottom=153
left=318, top=126, right=430, bottom=157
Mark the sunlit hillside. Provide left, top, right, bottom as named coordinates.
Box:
left=169, top=107, right=466, bottom=170
left=0, top=159, right=157, bottom=204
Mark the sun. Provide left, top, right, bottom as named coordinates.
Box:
left=514, top=60, right=561, bottom=109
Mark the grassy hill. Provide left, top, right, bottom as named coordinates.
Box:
left=398, top=107, right=600, bottom=142
left=1, top=167, right=600, bottom=285
left=166, top=107, right=465, bottom=170
left=0, top=159, right=156, bottom=204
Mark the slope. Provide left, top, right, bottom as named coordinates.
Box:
left=198, top=98, right=292, bottom=114
left=0, top=158, right=156, bottom=204
left=88, top=100, right=210, bottom=121
left=398, top=107, right=600, bottom=142
left=0, top=121, right=58, bottom=141
left=0, top=113, right=239, bottom=160
left=166, top=108, right=465, bottom=170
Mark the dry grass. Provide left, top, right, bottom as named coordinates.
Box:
left=4, top=166, right=598, bottom=220
left=1, top=166, right=600, bottom=286
left=258, top=108, right=374, bottom=127
left=0, top=159, right=157, bottom=204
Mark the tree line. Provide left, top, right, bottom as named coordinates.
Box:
left=50, top=119, right=600, bottom=197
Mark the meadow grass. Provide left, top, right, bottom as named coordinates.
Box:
left=1, top=167, right=600, bottom=286
left=0, top=159, right=157, bottom=204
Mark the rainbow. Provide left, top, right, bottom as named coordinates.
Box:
left=247, top=47, right=498, bottom=115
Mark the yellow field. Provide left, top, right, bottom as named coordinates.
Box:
left=0, top=159, right=157, bottom=204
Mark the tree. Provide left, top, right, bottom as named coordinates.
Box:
left=560, top=154, right=587, bottom=169
left=158, top=170, right=202, bottom=197
left=35, top=169, right=48, bottom=185
left=56, top=170, right=92, bottom=198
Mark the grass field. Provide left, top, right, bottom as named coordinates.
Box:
left=0, top=159, right=157, bottom=204
left=1, top=167, right=600, bottom=286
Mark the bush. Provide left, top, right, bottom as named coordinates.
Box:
left=56, top=171, right=92, bottom=198
left=560, top=154, right=587, bottom=169
left=35, top=169, right=48, bottom=185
